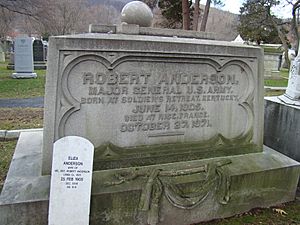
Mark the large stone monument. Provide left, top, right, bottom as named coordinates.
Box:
left=0, top=2, right=299, bottom=225
left=11, top=36, right=37, bottom=78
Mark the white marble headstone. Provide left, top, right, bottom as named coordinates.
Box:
left=11, top=36, right=37, bottom=78
left=278, top=54, right=300, bottom=106
left=48, top=136, right=94, bottom=225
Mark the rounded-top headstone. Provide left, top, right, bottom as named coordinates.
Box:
left=121, top=1, right=153, bottom=27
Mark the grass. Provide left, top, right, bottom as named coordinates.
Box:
left=264, top=79, right=288, bottom=87
left=264, top=69, right=289, bottom=87
left=280, top=68, right=289, bottom=79
left=0, top=61, right=46, bottom=99
left=263, top=46, right=283, bottom=54
left=265, top=90, right=285, bottom=97
left=0, top=140, right=17, bottom=192
left=197, top=200, right=300, bottom=225
left=0, top=108, right=43, bottom=130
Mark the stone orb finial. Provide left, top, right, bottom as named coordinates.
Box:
left=121, top=1, right=153, bottom=27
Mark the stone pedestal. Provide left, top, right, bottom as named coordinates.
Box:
left=264, top=96, right=300, bottom=171
left=11, top=72, right=37, bottom=78
left=0, top=131, right=299, bottom=225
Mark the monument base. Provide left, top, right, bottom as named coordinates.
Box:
left=277, top=94, right=300, bottom=106
left=0, top=131, right=299, bottom=225
left=264, top=96, right=300, bottom=171
left=11, top=72, right=37, bottom=79
left=7, top=63, right=47, bottom=70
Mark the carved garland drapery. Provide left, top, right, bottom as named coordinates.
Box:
left=105, top=159, right=231, bottom=225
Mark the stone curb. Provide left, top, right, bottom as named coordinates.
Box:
left=264, top=86, right=286, bottom=91
left=0, top=128, right=43, bottom=140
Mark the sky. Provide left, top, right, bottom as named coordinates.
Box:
left=221, top=0, right=293, bottom=18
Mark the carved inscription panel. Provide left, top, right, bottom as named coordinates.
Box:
left=58, top=54, right=255, bottom=148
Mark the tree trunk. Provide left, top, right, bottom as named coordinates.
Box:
left=200, top=0, right=211, bottom=31
left=193, top=0, right=200, bottom=31
left=182, top=0, right=190, bottom=30
left=292, top=2, right=300, bottom=56
left=267, top=6, right=290, bottom=68
left=276, top=25, right=290, bottom=68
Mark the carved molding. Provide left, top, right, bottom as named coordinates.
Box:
left=56, top=52, right=255, bottom=143
left=104, top=159, right=232, bottom=225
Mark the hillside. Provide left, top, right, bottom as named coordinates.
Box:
left=87, top=0, right=131, bottom=11
left=87, top=0, right=239, bottom=41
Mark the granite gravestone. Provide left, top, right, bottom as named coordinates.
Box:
left=11, top=36, right=37, bottom=78
left=33, top=40, right=45, bottom=62
left=48, top=136, right=94, bottom=225
left=0, top=2, right=299, bottom=225
left=33, top=39, right=47, bottom=69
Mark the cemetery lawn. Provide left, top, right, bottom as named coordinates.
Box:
left=264, top=69, right=289, bottom=87
left=0, top=140, right=16, bottom=192
left=0, top=62, right=46, bottom=99
left=265, top=90, right=285, bottom=96
left=0, top=108, right=43, bottom=130
left=197, top=198, right=300, bottom=225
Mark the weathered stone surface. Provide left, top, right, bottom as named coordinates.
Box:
left=89, top=24, right=217, bottom=40
left=0, top=131, right=299, bottom=225
left=278, top=52, right=300, bottom=105
left=121, top=1, right=153, bottom=27
left=264, top=52, right=281, bottom=79
left=11, top=36, right=37, bottom=78
left=42, top=33, right=264, bottom=174
left=264, top=96, right=300, bottom=168
left=88, top=24, right=116, bottom=34
left=49, top=136, right=94, bottom=225
left=1, top=31, right=299, bottom=225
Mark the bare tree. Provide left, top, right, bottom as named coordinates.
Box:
left=85, top=4, right=120, bottom=26
left=0, top=0, right=42, bottom=18
left=28, top=0, right=87, bottom=36
left=0, top=7, right=13, bottom=39
left=182, top=0, right=190, bottom=30
left=193, top=0, right=200, bottom=31
left=290, top=0, right=300, bottom=55
left=200, top=0, right=211, bottom=31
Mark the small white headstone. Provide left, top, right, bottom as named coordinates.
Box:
left=48, top=136, right=94, bottom=225
left=11, top=36, right=37, bottom=78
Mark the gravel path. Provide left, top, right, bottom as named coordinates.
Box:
left=0, top=97, right=44, bottom=108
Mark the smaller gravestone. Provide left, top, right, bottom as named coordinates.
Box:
left=0, top=43, right=5, bottom=62
left=11, top=36, right=37, bottom=78
left=33, top=40, right=45, bottom=62
left=48, top=136, right=94, bottom=225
